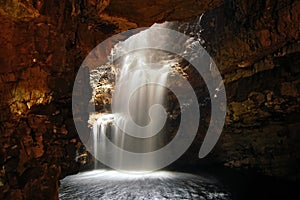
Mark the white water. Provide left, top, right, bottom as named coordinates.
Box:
left=93, top=114, right=114, bottom=169
left=59, top=170, right=231, bottom=200
left=92, top=24, right=177, bottom=170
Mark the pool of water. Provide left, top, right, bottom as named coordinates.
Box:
left=59, top=170, right=231, bottom=200
left=59, top=166, right=299, bottom=200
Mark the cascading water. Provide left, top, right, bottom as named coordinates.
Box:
left=65, top=20, right=232, bottom=200
left=93, top=114, right=114, bottom=169
left=63, top=15, right=295, bottom=200
left=92, top=23, right=179, bottom=170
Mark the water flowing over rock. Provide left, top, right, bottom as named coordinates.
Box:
left=0, top=0, right=299, bottom=199
left=91, top=24, right=181, bottom=171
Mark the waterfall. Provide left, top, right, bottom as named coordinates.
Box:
left=92, top=23, right=176, bottom=170
left=93, top=114, right=114, bottom=169
left=77, top=16, right=225, bottom=171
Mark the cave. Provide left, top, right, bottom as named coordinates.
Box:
left=0, top=0, right=299, bottom=199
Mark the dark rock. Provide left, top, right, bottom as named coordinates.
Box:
left=0, top=0, right=299, bottom=199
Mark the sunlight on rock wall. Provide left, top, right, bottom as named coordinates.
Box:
left=0, top=0, right=39, bottom=20
left=8, top=66, right=52, bottom=116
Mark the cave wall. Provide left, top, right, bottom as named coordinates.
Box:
left=0, top=0, right=221, bottom=199
left=0, top=1, right=132, bottom=199
left=214, top=50, right=300, bottom=181
left=0, top=0, right=299, bottom=199
left=0, top=1, right=83, bottom=199
left=198, top=0, right=300, bottom=181
left=163, top=1, right=300, bottom=180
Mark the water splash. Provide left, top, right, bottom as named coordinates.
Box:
left=93, top=114, right=114, bottom=169
left=59, top=170, right=232, bottom=200
left=92, top=23, right=177, bottom=170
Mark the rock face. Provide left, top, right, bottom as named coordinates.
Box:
left=198, top=1, right=300, bottom=181
left=214, top=52, right=300, bottom=181
left=105, top=0, right=223, bottom=26
left=0, top=0, right=299, bottom=199
left=0, top=0, right=221, bottom=199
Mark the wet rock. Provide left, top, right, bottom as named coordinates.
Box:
left=0, top=0, right=299, bottom=199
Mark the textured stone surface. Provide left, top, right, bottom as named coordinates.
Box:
left=0, top=0, right=299, bottom=199
left=200, top=0, right=300, bottom=73
left=105, top=0, right=223, bottom=26
left=175, top=0, right=300, bottom=181
left=0, top=1, right=88, bottom=199
left=0, top=0, right=219, bottom=199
